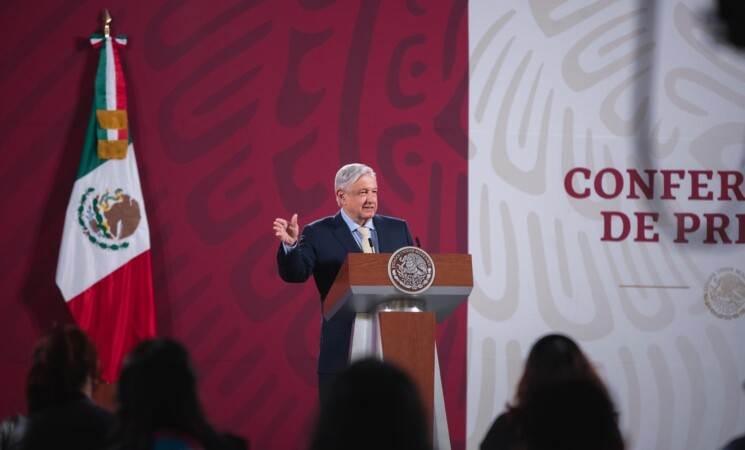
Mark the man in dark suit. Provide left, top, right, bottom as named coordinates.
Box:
left=274, top=163, right=413, bottom=398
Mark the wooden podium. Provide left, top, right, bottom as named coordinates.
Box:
left=324, top=252, right=473, bottom=449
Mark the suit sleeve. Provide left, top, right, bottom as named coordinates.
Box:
left=276, top=227, right=317, bottom=283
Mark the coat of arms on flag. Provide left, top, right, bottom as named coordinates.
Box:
left=56, top=12, right=156, bottom=382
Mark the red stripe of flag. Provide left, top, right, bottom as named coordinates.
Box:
left=111, top=41, right=127, bottom=111
left=66, top=250, right=156, bottom=382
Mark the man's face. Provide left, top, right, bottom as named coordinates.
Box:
left=338, top=174, right=378, bottom=225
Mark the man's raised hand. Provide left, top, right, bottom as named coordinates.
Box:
left=273, top=213, right=299, bottom=246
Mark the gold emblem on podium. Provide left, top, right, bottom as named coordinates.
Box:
left=388, top=246, right=435, bottom=294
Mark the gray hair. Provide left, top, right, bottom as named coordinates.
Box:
left=335, top=163, right=375, bottom=191
left=335, top=163, right=376, bottom=206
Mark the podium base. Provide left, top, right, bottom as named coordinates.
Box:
left=349, top=311, right=451, bottom=450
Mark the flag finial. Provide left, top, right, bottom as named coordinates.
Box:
left=102, top=9, right=112, bottom=38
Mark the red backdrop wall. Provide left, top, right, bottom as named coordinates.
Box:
left=0, top=0, right=468, bottom=448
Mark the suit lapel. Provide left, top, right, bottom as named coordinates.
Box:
left=373, top=216, right=391, bottom=252
left=332, top=212, right=361, bottom=253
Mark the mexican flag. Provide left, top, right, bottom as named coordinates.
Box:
left=56, top=33, right=156, bottom=382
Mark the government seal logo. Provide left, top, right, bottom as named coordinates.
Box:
left=78, top=187, right=141, bottom=250
left=704, top=267, right=745, bottom=320
left=388, top=246, right=435, bottom=294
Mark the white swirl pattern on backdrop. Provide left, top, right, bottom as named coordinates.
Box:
left=468, top=1, right=745, bottom=449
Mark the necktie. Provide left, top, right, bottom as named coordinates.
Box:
left=358, top=226, right=374, bottom=253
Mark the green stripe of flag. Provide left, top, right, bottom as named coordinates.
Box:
left=94, top=38, right=108, bottom=112
left=76, top=104, right=107, bottom=179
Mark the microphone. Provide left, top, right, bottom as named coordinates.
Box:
left=415, top=237, right=421, bottom=248
left=368, top=237, right=375, bottom=253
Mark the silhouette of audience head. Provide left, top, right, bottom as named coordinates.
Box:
left=513, top=333, right=622, bottom=450
left=13, top=324, right=113, bottom=450
left=26, top=323, right=100, bottom=413
left=112, top=338, right=243, bottom=450
left=115, top=339, right=203, bottom=437
left=511, top=333, right=608, bottom=410
left=309, top=358, right=431, bottom=450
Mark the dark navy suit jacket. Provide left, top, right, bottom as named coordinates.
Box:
left=277, top=212, right=413, bottom=374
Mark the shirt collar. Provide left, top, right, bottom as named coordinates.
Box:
left=340, top=209, right=375, bottom=233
